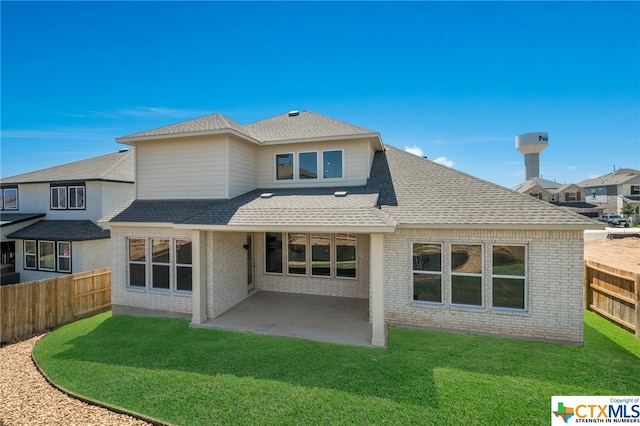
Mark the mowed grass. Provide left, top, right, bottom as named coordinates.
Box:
left=33, top=311, right=639, bottom=425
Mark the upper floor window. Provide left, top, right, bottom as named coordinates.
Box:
left=565, top=192, right=579, bottom=202
left=632, top=185, right=640, bottom=195
left=275, top=150, right=343, bottom=182
left=1, top=187, right=18, bottom=210
left=51, top=184, right=85, bottom=210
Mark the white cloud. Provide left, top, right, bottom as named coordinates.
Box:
left=404, top=145, right=424, bottom=157
left=434, top=156, right=454, bottom=167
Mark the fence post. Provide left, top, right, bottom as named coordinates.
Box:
left=635, top=273, right=640, bottom=339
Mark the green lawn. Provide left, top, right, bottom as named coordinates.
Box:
left=33, top=311, right=639, bottom=425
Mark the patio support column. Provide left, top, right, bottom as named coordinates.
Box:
left=191, top=230, right=207, bottom=324
left=370, top=232, right=386, bottom=347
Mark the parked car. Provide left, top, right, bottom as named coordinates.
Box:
left=596, top=214, right=630, bottom=227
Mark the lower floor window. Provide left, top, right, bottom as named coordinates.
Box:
left=266, top=232, right=357, bottom=279
left=412, top=242, right=527, bottom=311
left=24, top=239, right=72, bottom=273
left=127, top=237, right=192, bottom=292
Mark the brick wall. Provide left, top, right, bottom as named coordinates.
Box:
left=208, top=231, right=250, bottom=317
left=256, top=233, right=370, bottom=299
left=110, top=226, right=193, bottom=315
left=381, top=228, right=584, bottom=344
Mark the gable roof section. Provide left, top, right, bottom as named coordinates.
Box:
left=7, top=220, right=110, bottom=241
left=368, top=146, right=600, bottom=229
left=513, top=177, right=561, bottom=193
left=116, top=111, right=384, bottom=149
left=1, top=150, right=135, bottom=184
left=117, top=113, right=257, bottom=143
left=245, top=111, right=380, bottom=143
left=578, top=168, right=640, bottom=188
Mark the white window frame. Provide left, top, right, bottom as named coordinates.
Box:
left=297, top=151, right=319, bottom=180
left=51, top=186, right=67, bottom=209
left=491, top=245, right=528, bottom=312
left=321, top=149, right=344, bottom=180
left=151, top=239, right=171, bottom=291
left=24, top=240, right=37, bottom=270
left=335, top=233, right=357, bottom=279
left=631, top=185, right=640, bottom=195
left=127, top=238, right=147, bottom=289
left=57, top=241, right=72, bottom=273
left=174, top=239, right=193, bottom=293
left=2, top=188, right=18, bottom=210
left=68, top=185, right=85, bottom=209
left=450, top=243, right=484, bottom=308
left=411, top=242, right=443, bottom=304
left=310, top=233, right=332, bottom=278
left=275, top=153, right=295, bottom=181
left=287, top=233, right=308, bottom=276
left=38, top=240, right=56, bottom=271
left=265, top=232, right=284, bottom=275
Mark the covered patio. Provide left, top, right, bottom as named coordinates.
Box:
left=192, top=291, right=374, bottom=347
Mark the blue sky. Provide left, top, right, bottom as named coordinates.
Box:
left=1, top=1, right=638, bottom=188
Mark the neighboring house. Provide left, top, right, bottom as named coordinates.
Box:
left=578, top=168, right=640, bottom=217
left=102, top=111, right=600, bottom=347
left=1, top=150, right=135, bottom=283
left=513, top=177, right=603, bottom=218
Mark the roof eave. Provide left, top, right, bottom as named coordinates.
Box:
left=261, top=132, right=384, bottom=149
left=396, top=223, right=605, bottom=231
left=116, top=128, right=261, bottom=145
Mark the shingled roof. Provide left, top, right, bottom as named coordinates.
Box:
left=1, top=149, right=134, bottom=184
left=117, top=111, right=382, bottom=147
left=105, top=145, right=599, bottom=231
left=7, top=220, right=110, bottom=241
left=577, top=168, right=640, bottom=188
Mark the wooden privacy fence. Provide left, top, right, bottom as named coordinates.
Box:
left=584, top=260, right=640, bottom=338
left=0, top=268, right=111, bottom=343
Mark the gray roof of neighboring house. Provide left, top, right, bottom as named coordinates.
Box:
left=117, top=111, right=381, bottom=146
left=7, top=220, right=110, bottom=241
left=1, top=150, right=135, bottom=184
left=0, top=213, right=46, bottom=227
left=578, top=168, right=640, bottom=188
left=513, top=177, right=562, bottom=193
left=106, top=145, right=599, bottom=230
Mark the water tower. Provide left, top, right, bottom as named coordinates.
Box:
left=515, top=132, right=548, bottom=180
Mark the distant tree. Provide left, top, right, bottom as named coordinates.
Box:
left=621, top=201, right=637, bottom=216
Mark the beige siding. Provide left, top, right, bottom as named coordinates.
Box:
left=136, top=136, right=228, bottom=200
left=256, top=139, right=371, bottom=188
left=367, top=140, right=377, bottom=178
left=228, top=136, right=257, bottom=198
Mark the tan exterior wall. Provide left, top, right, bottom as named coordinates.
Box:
left=254, top=233, right=370, bottom=299
left=207, top=231, right=251, bottom=318
left=228, top=137, right=257, bottom=198
left=110, top=226, right=193, bottom=315
left=136, top=136, right=228, bottom=200
left=382, top=228, right=584, bottom=344
left=256, top=139, right=373, bottom=188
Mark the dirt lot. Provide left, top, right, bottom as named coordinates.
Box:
left=584, top=237, right=640, bottom=273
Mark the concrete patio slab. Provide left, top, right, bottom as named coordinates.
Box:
left=192, top=291, right=373, bottom=347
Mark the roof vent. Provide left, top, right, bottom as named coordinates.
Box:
left=118, top=148, right=129, bottom=153
left=260, top=193, right=274, bottom=199
left=334, top=191, right=348, bottom=197
left=288, top=110, right=300, bottom=117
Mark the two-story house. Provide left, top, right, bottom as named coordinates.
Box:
left=578, top=168, right=640, bottom=219
left=514, top=177, right=603, bottom=218
left=1, top=150, right=135, bottom=283
left=102, top=111, right=600, bottom=347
